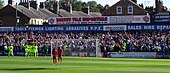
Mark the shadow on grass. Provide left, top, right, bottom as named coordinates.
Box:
left=0, top=68, right=58, bottom=71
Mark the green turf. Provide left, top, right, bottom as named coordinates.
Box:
left=0, top=56, right=170, bottom=73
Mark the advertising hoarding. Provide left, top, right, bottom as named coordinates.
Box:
left=48, top=15, right=150, bottom=25
left=48, top=17, right=109, bottom=25
left=109, top=15, right=150, bottom=24
left=14, top=26, right=103, bottom=32
left=127, top=24, right=170, bottom=30
left=103, top=25, right=126, bottom=31
left=109, top=52, right=156, bottom=58
left=0, top=27, right=14, bottom=32
left=154, top=15, right=170, bottom=23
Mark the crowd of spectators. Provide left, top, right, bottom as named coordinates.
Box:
left=0, top=31, right=170, bottom=54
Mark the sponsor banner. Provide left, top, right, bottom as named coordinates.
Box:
left=156, top=52, right=170, bottom=59
left=154, top=15, right=170, bottom=23
left=103, top=25, right=126, bottom=31
left=48, top=17, right=109, bottom=25
left=127, top=25, right=170, bottom=30
left=48, top=15, right=150, bottom=25
left=14, top=26, right=27, bottom=32
left=108, top=15, right=150, bottom=24
left=0, top=51, right=51, bottom=56
left=30, top=26, right=103, bottom=32
left=70, top=52, right=96, bottom=57
left=1, top=24, right=169, bottom=32
left=0, top=27, right=14, bottom=32
left=14, top=26, right=103, bottom=32
left=27, top=27, right=45, bottom=32
left=0, top=51, right=95, bottom=57
left=109, top=52, right=156, bottom=58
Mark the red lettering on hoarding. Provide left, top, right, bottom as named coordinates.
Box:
left=56, top=18, right=71, bottom=22
left=128, top=17, right=140, bottom=21
left=56, top=17, right=107, bottom=22
left=72, top=18, right=81, bottom=21
left=82, top=17, right=107, bottom=21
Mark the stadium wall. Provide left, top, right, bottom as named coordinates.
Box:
left=1, top=50, right=169, bottom=59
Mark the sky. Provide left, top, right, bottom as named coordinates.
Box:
left=4, top=0, right=170, bottom=9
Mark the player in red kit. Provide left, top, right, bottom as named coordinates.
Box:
left=58, top=47, right=62, bottom=63
left=52, top=48, right=57, bottom=65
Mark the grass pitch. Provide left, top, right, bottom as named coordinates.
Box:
left=0, top=56, right=170, bottom=73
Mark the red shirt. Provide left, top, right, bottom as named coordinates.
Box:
left=58, top=48, right=62, bottom=57
left=52, top=49, right=57, bottom=57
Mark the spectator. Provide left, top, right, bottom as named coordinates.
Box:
left=0, top=31, right=169, bottom=55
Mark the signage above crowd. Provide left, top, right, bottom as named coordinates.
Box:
left=13, top=26, right=104, bottom=32
left=1, top=23, right=170, bottom=32
left=153, top=15, right=170, bottom=23
left=48, top=15, right=150, bottom=25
